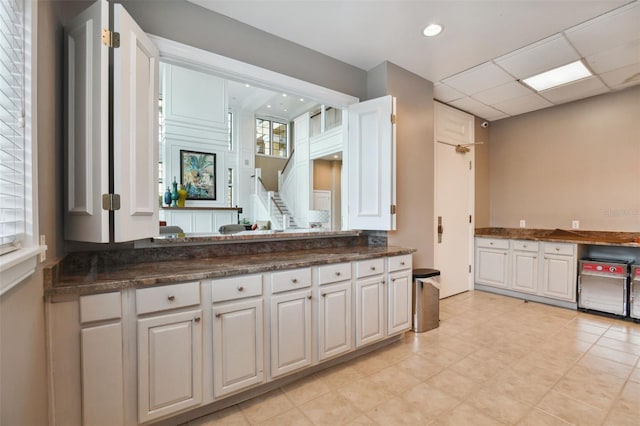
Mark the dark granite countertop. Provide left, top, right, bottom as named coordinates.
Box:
left=475, top=228, right=640, bottom=248
left=44, top=245, right=416, bottom=298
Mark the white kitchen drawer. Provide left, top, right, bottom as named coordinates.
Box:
left=388, top=255, right=412, bottom=272
left=356, top=258, right=385, bottom=278
left=271, top=268, right=312, bottom=294
left=136, top=281, right=201, bottom=315
left=511, top=240, right=539, bottom=252
left=543, top=242, right=576, bottom=256
left=80, top=292, right=122, bottom=324
left=317, top=263, right=351, bottom=285
left=212, top=274, right=262, bottom=303
left=476, top=238, right=509, bottom=250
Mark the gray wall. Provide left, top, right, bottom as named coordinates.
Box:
left=367, top=62, right=436, bottom=268
left=489, top=86, right=640, bottom=231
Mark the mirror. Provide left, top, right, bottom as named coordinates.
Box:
left=157, top=61, right=344, bottom=234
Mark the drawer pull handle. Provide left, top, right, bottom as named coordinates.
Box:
left=321, top=293, right=326, bottom=297
left=555, top=247, right=560, bottom=251
left=335, top=271, right=341, bottom=276
left=292, top=278, right=298, bottom=283
left=167, top=295, right=175, bottom=301
left=307, top=295, right=312, bottom=300
left=215, top=313, right=221, bottom=318
left=400, top=261, right=405, bottom=265
left=381, top=280, right=386, bottom=285
left=370, top=266, right=376, bottom=271
left=490, top=242, right=494, bottom=245
left=523, top=245, right=527, bottom=248
left=194, top=317, right=201, bottom=323
left=237, top=286, right=244, bottom=292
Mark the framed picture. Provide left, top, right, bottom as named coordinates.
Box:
left=180, top=149, right=216, bottom=200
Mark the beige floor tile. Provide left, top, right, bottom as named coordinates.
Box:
left=257, top=407, right=313, bottom=426
left=367, top=395, right=427, bottom=425
left=299, top=393, right=361, bottom=426
left=576, top=353, right=635, bottom=379
left=595, top=335, right=640, bottom=355
left=238, top=389, right=295, bottom=424
left=348, top=352, right=392, bottom=376
left=629, top=366, right=640, bottom=383
left=468, top=387, right=532, bottom=425
left=396, top=354, right=445, bottom=381
left=315, top=363, right=366, bottom=390
left=281, top=373, right=331, bottom=406
left=343, top=414, right=377, bottom=425
left=587, top=344, right=639, bottom=366
left=485, top=370, right=553, bottom=406
left=336, top=377, right=393, bottom=411
left=189, top=405, right=249, bottom=426
left=536, top=390, right=608, bottom=425
left=367, top=364, right=421, bottom=395
left=449, top=353, right=506, bottom=383
left=516, top=408, right=572, bottom=426
left=426, top=368, right=481, bottom=398
left=433, top=402, right=504, bottom=426
left=415, top=344, right=466, bottom=367
left=401, top=382, right=461, bottom=422
left=618, top=380, right=640, bottom=405
left=552, top=366, right=625, bottom=410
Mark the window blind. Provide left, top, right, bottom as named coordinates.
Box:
left=0, top=0, right=25, bottom=255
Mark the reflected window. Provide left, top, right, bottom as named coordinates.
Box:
left=255, top=117, right=288, bottom=158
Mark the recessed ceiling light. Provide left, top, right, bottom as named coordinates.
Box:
left=423, top=24, right=443, bottom=37
left=300, top=98, right=304, bottom=102
left=522, top=60, right=592, bottom=92
left=244, top=84, right=251, bottom=88
left=267, top=105, right=271, bottom=108
left=284, top=109, right=288, bottom=112
left=333, top=155, right=339, bottom=159
left=282, top=93, right=287, bottom=97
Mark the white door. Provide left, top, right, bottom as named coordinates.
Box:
left=434, top=102, right=475, bottom=298
left=212, top=299, right=264, bottom=397
left=317, top=281, right=352, bottom=361
left=113, top=3, right=159, bottom=241
left=270, top=290, right=312, bottom=378
left=64, top=0, right=159, bottom=242
left=387, top=270, right=412, bottom=335
left=137, top=310, right=203, bottom=423
left=355, top=276, right=385, bottom=347
left=313, top=190, right=332, bottom=228
left=347, top=95, right=396, bottom=230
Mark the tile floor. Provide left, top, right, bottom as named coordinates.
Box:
left=187, top=291, right=640, bottom=425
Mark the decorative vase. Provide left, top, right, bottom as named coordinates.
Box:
left=177, top=185, right=187, bottom=207
left=171, top=177, right=179, bottom=207
left=163, top=186, right=171, bottom=206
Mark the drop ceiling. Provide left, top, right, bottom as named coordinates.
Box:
left=188, top=0, right=640, bottom=121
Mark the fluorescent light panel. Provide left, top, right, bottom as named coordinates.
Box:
left=522, top=60, right=592, bottom=91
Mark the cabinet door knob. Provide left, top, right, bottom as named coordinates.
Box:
left=215, top=313, right=221, bottom=318
left=400, top=261, right=405, bottom=266
left=194, top=317, right=201, bottom=323
left=381, top=280, right=386, bottom=285
left=167, top=295, right=175, bottom=301
left=335, top=271, right=341, bottom=276
left=555, top=247, right=560, bottom=251
left=321, top=293, right=326, bottom=297
left=292, top=278, right=298, bottom=283
left=307, top=295, right=312, bottom=300
left=523, top=245, right=527, bottom=248
left=490, top=242, right=494, bottom=245
left=370, top=266, right=376, bottom=271
left=237, top=286, right=244, bottom=292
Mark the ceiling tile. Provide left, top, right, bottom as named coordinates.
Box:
left=492, top=93, right=553, bottom=116
left=539, top=76, right=609, bottom=103
left=433, top=83, right=465, bottom=103
left=600, top=62, right=640, bottom=89
left=565, top=2, right=640, bottom=57
left=472, top=81, right=533, bottom=105
left=495, top=34, right=580, bottom=79
left=442, top=63, right=514, bottom=96
left=449, top=97, right=508, bottom=121
left=585, top=39, right=640, bottom=74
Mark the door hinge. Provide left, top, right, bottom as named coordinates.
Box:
left=469, top=265, right=472, bottom=273
left=469, top=214, right=472, bottom=223
left=469, top=160, right=472, bottom=170
left=102, top=194, right=121, bottom=211
left=391, top=114, right=396, bottom=125
left=390, top=204, right=397, bottom=214
left=102, top=29, right=120, bottom=48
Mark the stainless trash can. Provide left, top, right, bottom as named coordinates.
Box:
left=412, top=268, right=441, bottom=332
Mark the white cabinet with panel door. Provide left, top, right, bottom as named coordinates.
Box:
left=316, top=263, right=352, bottom=361
left=541, top=243, right=577, bottom=302
left=475, top=238, right=509, bottom=288
left=387, top=255, right=412, bottom=336
left=211, top=275, right=265, bottom=398
left=355, top=258, right=386, bottom=348
left=136, top=282, right=203, bottom=423
left=269, top=268, right=313, bottom=379
left=511, top=240, right=539, bottom=294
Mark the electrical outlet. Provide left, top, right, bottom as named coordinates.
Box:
left=519, top=220, right=526, bottom=228
left=572, top=220, right=580, bottom=229
left=39, top=235, right=46, bottom=262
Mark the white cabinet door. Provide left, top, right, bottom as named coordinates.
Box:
left=347, top=95, right=396, bottom=230
left=511, top=251, right=539, bottom=294
left=270, top=289, right=312, bottom=378
left=212, top=299, right=264, bottom=398
left=355, top=276, right=385, bottom=347
left=387, top=270, right=412, bottom=335
left=64, top=1, right=159, bottom=242
left=542, top=255, right=576, bottom=301
left=317, top=281, right=352, bottom=361
left=475, top=247, right=509, bottom=288
left=81, top=323, right=124, bottom=426
left=137, top=310, right=203, bottom=423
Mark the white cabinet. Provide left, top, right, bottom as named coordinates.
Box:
left=79, top=292, right=124, bottom=426
left=475, top=238, right=509, bottom=288
left=541, top=243, right=577, bottom=302
left=64, top=1, right=159, bottom=243
left=211, top=275, right=264, bottom=398
left=355, top=258, right=386, bottom=347
left=269, top=267, right=313, bottom=378
left=511, top=241, right=539, bottom=294
left=317, top=280, right=352, bottom=361
left=387, top=255, right=412, bottom=336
